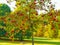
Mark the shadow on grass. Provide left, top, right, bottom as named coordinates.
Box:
left=0, top=39, right=21, bottom=44
left=0, top=38, right=60, bottom=45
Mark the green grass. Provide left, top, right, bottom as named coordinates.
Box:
left=24, top=37, right=60, bottom=45
left=0, top=37, right=60, bottom=45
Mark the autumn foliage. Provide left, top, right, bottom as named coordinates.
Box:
left=0, top=0, right=60, bottom=41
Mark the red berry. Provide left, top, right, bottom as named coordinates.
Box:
left=49, top=13, right=52, bottom=16
left=5, top=32, right=8, bottom=36
left=11, top=30, right=14, bottom=33
left=19, top=13, right=24, bottom=16
left=10, top=36, right=13, bottom=39
left=11, top=20, right=16, bottom=23
left=34, top=1, right=37, bottom=4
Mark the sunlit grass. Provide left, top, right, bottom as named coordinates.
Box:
left=0, top=42, right=56, bottom=45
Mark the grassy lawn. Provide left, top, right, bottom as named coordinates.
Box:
left=0, top=37, right=60, bottom=45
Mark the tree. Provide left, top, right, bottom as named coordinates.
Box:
left=0, top=3, right=11, bottom=39
left=0, top=4, right=11, bottom=16
left=15, top=0, right=54, bottom=45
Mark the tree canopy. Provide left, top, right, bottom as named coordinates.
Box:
left=0, top=4, right=11, bottom=16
